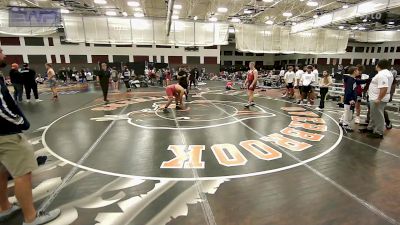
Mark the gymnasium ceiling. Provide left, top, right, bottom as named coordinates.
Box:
left=0, top=0, right=399, bottom=31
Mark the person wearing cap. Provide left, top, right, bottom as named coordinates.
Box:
left=20, top=64, right=41, bottom=103
left=9, top=63, right=24, bottom=103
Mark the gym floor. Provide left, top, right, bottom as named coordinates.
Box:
left=3, top=81, right=400, bottom=225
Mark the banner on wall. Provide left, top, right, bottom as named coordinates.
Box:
left=63, top=15, right=230, bottom=46
left=234, top=24, right=349, bottom=54
left=352, top=31, right=400, bottom=42
left=0, top=10, right=57, bottom=36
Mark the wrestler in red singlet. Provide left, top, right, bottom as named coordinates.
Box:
left=164, top=84, right=185, bottom=112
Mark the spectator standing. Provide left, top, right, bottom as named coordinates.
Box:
left=20, top=63, right=42, bottom=103
left=9, top=63, right=24, bottom=102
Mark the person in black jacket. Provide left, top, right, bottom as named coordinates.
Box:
left=177, top=68, right=189, bottom=100
left=0, top=47, right=60, bottom=224
left=98, top=63, right=111, bottom=102
left=20, top=63, right=41, bottom=103
left=9, top=63, right=24, bottom=102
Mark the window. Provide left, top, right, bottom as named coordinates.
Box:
left=235, top=61, right=243, bottom=65
left=136, top=45, right=152, bottom=48
left=48, top=37, right=54, bottom=46
left=354, top=47, right=364, bottom=53
left=384, top=47, right=389, bottom=53
left=224, top=51, right=233, bottom=56
left=94, top=44, right=112, bottom=47
left=60, top=55, right=66, bottom=63
left=204, top=45, right=218, bottom=49
left=175, top=46, right=179, bottom=48
left=353, top=59, right=362, bottom=65
left=341, top=58, right=351, bottom=66
left=256, top=61, right=263, bottom=67
left=366, top=47, right=370, bottom=53
left=85, top=43, right=91, bottom=47
left=27, top=55, right=47, bottom=63
left=113, top=55, right=129, bottom=63
left=224, top=61, right=232, bottom=66
left=377, top=47, right=382, bottom=53
left=153, top=56, right=157, bottom=62
left=168, top=56, right=183, bottom=64
left=161, top=56, right=165, bottom=63
left=51, top=55, right=56, bottom=63
left=70, top=55, right=88, bottom=63
left=317, top=58, right=327, bottom=65
left=3, top=55, right=23, bottom=64
left=371, top=47, right=375, bottom=53
left=346, top=46, right=353, bottom=52
left=394, top=59, right=400, bottom=65
left=330, top=58, right=339, bottom=65
left=235, top=51, right=243, bottom=56
left=245, top=53, right=254, bottom=56
left=397, top=47, right=400, bottom=52
left=185, top=47, right=199, bottom=52
left=204, top=57, right=218, bottom=64
left=92, top=55, right=109, bottom=63
left=187, top=56, right=200, bottom=64
left=0, top=37, right=20, bottom=46
left=156, top=45, right=172, bottom=48
left=25, top=37, right=44, bottom=46
left=255, top=53, right=264, bottom=56
left=133, top=56, right=149, bottom=62
left=390, top=47, right=395, bottom=53
left=116, top=44, right=132, bottom=47
left=245, top=61, right=251, bottom=66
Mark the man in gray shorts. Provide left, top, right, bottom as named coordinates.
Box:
left=0, top=47, right=60, bottom=224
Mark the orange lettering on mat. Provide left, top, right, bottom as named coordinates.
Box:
left=288, top=111, right=319, bottom=117
left=291, top=116, right=326, bottom=124
left=281, top=127, right=324, bottom=142
left=261, top=133, right=312, bottom=151
left=211, top=144, right=248, bottom=167
left=161, top=145, right=206, bottom=169
left=240, top=140, right=282, bottom=161
left=289, top=121, right=327, bottom=132
left=281, top=107, right=307, bottom=112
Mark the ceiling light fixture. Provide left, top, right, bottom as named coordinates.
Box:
left=265, top=20, right=274, bottom=25
left=231, top=17, right=241, bottom=23
left=388, top=21, right=395, bottom=25
left=172, top=15, right=179, bottom=20
left=351, top=26, right=358, bottom=30
left=106, top=11, right=117, bottom=16
left=358, top=27, right=366, bottom=30
left=342, top=4, right=349, bottom=8
left=134, top=12, right=144, bottom=17
left=133, top=8, right=143, bottom=12
left=94, top=0, right=107, bottom=4
left=338, top=25, right=344, bottom=29
left=229, top=28, right=235, bottom=33
left=307, top=1, right=318, bottom=6
left=313, top=14, right=318, bottom=19
left=217, top=7, right=228, bottom=13
left=282, top=12, right=293, bottom=17
left=263, top=0, right=274, bottom=2
left=122, top=12, right=128, bottom=17
left=193, top=16, right=198, bottom=21
left=209, top=17, right=218, bottom=22
left=60, top=9, right=69, bottom=14
left=173, top=10, right=180, bottom=14
left=174, top=4, right=182, bottom=9
left=127, top=1, right=140, bottom=7
left=363, top=18, right=367, bottom=22
left=292, top=22, right=297, bottom=25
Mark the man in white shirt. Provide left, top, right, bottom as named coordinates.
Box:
left=300, top=65, right=316, bottom=105
left=283, top=66, right=296, bottom=98
left=295, top=66, right=305, bottom=104
left=363, top=59, right=391, bottom=138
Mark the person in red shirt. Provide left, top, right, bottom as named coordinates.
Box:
left=226, top=80, right=234, bottom=90
left=165, top=68, right=172, bottom=86
left=163, top=84, right=185, bottom=113
left=244, top=62, right=258, bottom=108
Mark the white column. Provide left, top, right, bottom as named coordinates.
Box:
left=87, top=55, right=92, bottom=63
left=182, top=56, right=187, bottom=64
left=108, top=55, right=113, bottom=63
left=46, top=54, right=52, bottom=63
left=55, top=55, right=61, bottom=63
left=129, top=55, right=134, bottom=62
left=200, top=56, right=204, bottom=64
